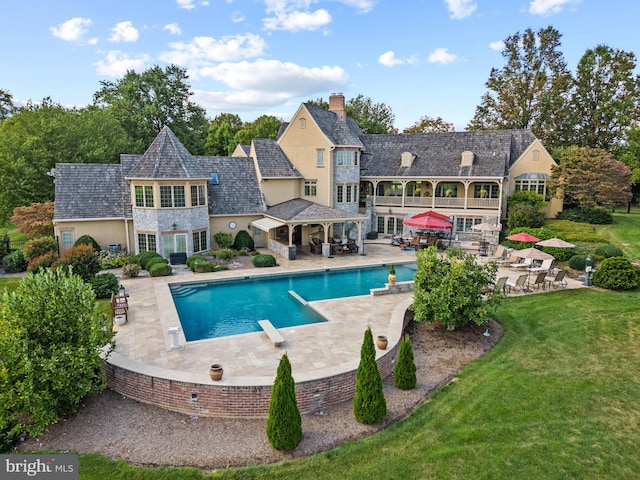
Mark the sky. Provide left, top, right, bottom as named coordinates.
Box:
left=2, top=0, right=640, bottom=131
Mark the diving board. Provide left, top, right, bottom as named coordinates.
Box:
left=258, top=320, right=285, bottom=347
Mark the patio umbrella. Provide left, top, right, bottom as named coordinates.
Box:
left=513, top=247, right=555, bottom=261
left=403, top=212, right=453, bottom=230
left=535, top=237, right=575, bottom=248
left=506, top=232, right=540, bottom=243
left=471, top=222, right=501, bottom=233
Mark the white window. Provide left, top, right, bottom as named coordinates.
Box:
left=300, top=118, right=306, bottom=129
left=455, top=217, right=482, bottom=232
left=337, top=185, right=344, bottom=203
left=137, top=233, right=156, bottom=253
left=134, top=185, right=154, bottom=207
left=160, top=186, right=185, bottom=208
left=304, top=181, right=317, bottom=196
left=335, top=151, right=357, bottom=166
left=192, top=230, right=208, bottom=252
left=61, top=231, right=73, bottom=247
left=316, top=149, right=324, bottom=167
left=163, top=233, right=187, bottom=258
left=190, top=184, right=206, bottom=206
left=515, top=179, right=547, bottom=196
left=532, top=149, right=540, bottom=161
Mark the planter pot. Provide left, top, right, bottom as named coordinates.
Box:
left=388, top=274, right=396, bottom=285
left=376, top=335, right=388, bottom=350
left=114, top=315, right=127, bottom=326
left=209, top=364, right=224, bottom=381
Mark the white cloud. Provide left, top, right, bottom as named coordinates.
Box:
left=489, top=40, right=505, bottom=51
left=109, top=21, right=139, bottom=43
left=160, top=34, right=267, bottom=66
left=428, top=48, right=458, bottom=64
left=444, top=0, right=477, bottom=19
left=336, top=0, right=376, bottom=14
left=177, top=0, right=196, bottom=9
left=194, top=59, right=348, bottom=95
left=529, top=0, right=581, bottom=15
left=50, top=17, right=92, bottom=42
left=164, top=23, right=182, bottom=35
left=378, top=51, right=416, bottom=67
left=93, top=51, right=150, bottom=77
left=263, top=8, right=331, bottom=31
left=231, top=11, right=245, bottom=23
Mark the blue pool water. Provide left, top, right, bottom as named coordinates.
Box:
left=170, top=264, right=416, bottom=341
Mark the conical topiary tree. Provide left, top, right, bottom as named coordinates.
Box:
left=353, top=326, right=387, bottom=424
left=266, top=353, right=302, bottom=450
left=394, top=334, right=417, bottom=390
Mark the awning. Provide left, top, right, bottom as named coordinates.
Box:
left=251, top=217, right=285, bottom=232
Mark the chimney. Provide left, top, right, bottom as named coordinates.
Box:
left=329, top=93, right=346, bottom=120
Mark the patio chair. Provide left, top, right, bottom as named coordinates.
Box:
left=529, top=258, right=554, bottom=273
left=505, top=274, right=528, bottom=294
left=530, top=271, right=548, bottom=290
left=346, top=239, right=359, bottom=254
left=489, top=245, right=507, bottom=261
left=509, top=257, right=533, bottom=270
left=487, top=276, right=508, bottom=294
left=497, top=252, right=517, bottom=266
left=309, top=237, right=322, bottom=254
left=110, top=292, right=128, bottom=324
left=544, top=270, right=567, bottom=289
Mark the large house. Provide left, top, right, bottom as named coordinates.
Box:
left=53, top=94, right=562, bottom=260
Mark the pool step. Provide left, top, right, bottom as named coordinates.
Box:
left=171, top=286, right=198, bottom=298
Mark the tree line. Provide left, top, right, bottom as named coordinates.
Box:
left=0, top=25, right=638, bottom=224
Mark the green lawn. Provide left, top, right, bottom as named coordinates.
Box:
left=596, top=209, right=640, bottom=262
left=74, top=289, right=640, bottom=480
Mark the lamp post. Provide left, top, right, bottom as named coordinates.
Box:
left=483, top=328, right=491, bottom=351
left=118, top=284, right=126, bottom=297
left=584, top=256, right=594, bottom=286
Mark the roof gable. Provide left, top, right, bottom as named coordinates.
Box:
left=252, top=139, right=301, bottom=178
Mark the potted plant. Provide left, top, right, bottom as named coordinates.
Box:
left=479, top=188, right=488, bottom=198
left=388, top=264, right=396, bottom=285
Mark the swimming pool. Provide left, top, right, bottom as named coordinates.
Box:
left=170, top=263, right=416, bottom=341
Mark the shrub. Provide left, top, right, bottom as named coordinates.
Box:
left=27, top=251, right=57, bottom=274
left=266, top=353, right=302, bottom=451
left=53, top=244, right=101, bottom=282
left=2, top=250, right=27, bottom=273
left=556, top=207, right=613, bottom=224
left=507, top=190, right=546, bottom=209
left=187, top=254, right=207, bottom=271
left=213, top=231, right=233, bottom=249
left=89, top=273, right=119, bottom=299
left=594, top=244, right=624, bottom=259
left=252, top=254, right=276, bottom=268
left=394, top=335, right=417, bottom=390
left=100, top=252, right=130, bottom=269
left=353, top=327, right=386, bottom=424
left=122, top=262, right=141, bottom=278
left=130, top=251, right=159, bottom=268
left=74, top=234, right=101, bottom=252
left=149, top=262, right=172, bottom=277
left=213, top=248, right=235, bottom=261
left=568, top=254, right=587, bottom=271
left=0, top=269, right=114, bottom=438
left=592, top=257, right=640, bottom=291
left=144, top=255, right=167, bottom=271
left=212, top=264, right=229, bottom=272
left=233, top=230, right=254, bottom=251
left=193, top=259, right=213, bottom=273
left=24, top=236, right=58, bottom=261
left=507, top=204, right=546, bottom=229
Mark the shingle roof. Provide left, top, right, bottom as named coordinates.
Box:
left=266, top=199, right=367, bottom=222
left=252, top=139, right=301, bottom=178
left=359, top=130, right=536, bottom=178
left=54, top=163, right=128, bottom=220
left=125, top=126, right=207, bottom=179
left=197, top=156, right=266, bottom=215
left=303, top=104, right=364, bottom=148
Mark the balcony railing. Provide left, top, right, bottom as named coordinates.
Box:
left=467, top=198, right=499, bottom=209
left=372, top=195, right=499, bottom=210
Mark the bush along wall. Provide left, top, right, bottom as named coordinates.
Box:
left=592, top=257, right=640, bottom=291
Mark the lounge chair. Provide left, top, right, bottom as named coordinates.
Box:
left=530, top=271, right=548, bottom=290
left=505, top=274, right=528, bottom=294
left=509, top=257, right=533, bottom=270
left=544, top=270, right=567, bottom=289
left=529, top=258, right=554, bottom=273
left=497, top=252, right=517, bottom=266
left=487, top=276, right=508, bottom=294
left=489, top=245, right=507, bottom=261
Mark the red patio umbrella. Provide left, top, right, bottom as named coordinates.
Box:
left=506, top=232, right=540, bottom=242
left=403, top=212, right=453, bottom=230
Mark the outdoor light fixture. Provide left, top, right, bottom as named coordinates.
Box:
left=172, top=222, right=177, bottom=231
left=584, top=256, right=594, bottom=286
left=118, top=284, right=126, bottom=297
left=483, top=328, right=491, bottom=351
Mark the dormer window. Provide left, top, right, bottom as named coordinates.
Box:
left=401, top=152, right=416, bottom=167
left=461, top=151, right=474, bottom=166
left=300, top=118, right=306, bottom=129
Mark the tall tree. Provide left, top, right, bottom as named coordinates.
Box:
left=93, top=65, right=209, bottom=154
left=0, top=88, right=16, bottom=120
left=549, top=146, right=632, bottom=210
left=353, top=326, right=386, bottom=424
left=0, top=100, right=132, bottom=223
left=346, top=94, right=396, bottom=134
left=232, top=115, right=281, bottom=147
left=403, top=115, right=454, bottom=133
left=614, top=125, right=640, bottom=188
left=467, top=26, right=572, bottom=148
left=567, top=45, right=640, bottom=150
left=265, top=353, right=302, bottom=451
left=205, top=113, right=244, bottom=156
left=10, top=202, right=55, bottom=238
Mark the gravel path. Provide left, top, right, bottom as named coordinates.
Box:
left=17, top=317, right=502, bottom=471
